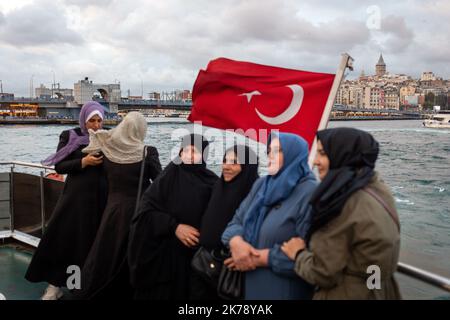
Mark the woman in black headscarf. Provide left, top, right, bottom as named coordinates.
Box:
left=282, top=127, right=401, bottom=300
left=128, top=134, right=218, bottom=300
left=190, top=145, right=259, bottom=300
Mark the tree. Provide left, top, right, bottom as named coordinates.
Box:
left=435, top=94, right=449, bottom=110
left=423, top=92, right=435, bottom=110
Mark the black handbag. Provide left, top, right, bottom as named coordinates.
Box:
left=217, top=263, right=244, bottom=300
left=191, top=247, right=225, bottom=287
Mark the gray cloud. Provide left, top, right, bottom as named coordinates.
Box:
left=379, top=15, right=414, bottom=53
left=0, top=1, right=83, bottom=46
left=63, top=0, right=114, bottom=7
left=1, top=0, right=448, bottom=97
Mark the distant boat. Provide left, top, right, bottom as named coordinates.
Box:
left=143, top=113, right=188, bottom=123
left=423, top=114, right=450, bottom=129
left=162, top=112, right=189, bottom=119
left=165, top=113, right=181, bottom=118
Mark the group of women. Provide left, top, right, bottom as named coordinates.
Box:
left=25, top=100, right=401, bottom=300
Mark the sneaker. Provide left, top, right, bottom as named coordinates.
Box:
left=41, top=285, right=63, bottom=300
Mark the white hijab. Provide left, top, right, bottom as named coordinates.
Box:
left=83, top=111, right=147, bottom=164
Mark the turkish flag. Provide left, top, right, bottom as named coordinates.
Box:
left=188, top=58, right=335, bottom=148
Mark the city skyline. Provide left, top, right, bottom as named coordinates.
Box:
left=1, top=0, right=449, bottom=96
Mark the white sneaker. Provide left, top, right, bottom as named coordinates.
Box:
left=41, top=285, right=63, bottom=300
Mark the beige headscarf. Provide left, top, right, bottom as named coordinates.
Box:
left=82, top=111, right=147, bottom=164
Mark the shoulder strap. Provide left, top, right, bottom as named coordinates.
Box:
left=363, top=187, right=400, bottom=231
left=134, top=146, right=147, bottom=217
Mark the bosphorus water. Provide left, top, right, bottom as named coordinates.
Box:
left=0, top=119, right=449, bottom=299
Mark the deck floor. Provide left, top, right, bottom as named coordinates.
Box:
left=1, top=243, right=448, bottom=300
left=0, top=246, right=46, bottom=300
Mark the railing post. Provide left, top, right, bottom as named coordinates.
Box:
left=9, top=165, right=14, bottom=232
left=39, top=171, right=46, bottom=235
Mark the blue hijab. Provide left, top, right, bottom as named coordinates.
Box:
left=243, top=132, right=313, bottom=246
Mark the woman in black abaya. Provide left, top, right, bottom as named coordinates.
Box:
left=128, top=134, right=218, bottom=300
left=25, top=101, right=107, bottom=300
left=190, top=145, right=259, bottom=300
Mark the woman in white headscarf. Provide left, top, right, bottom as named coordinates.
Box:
left=73, top=112, right=162, bottom=300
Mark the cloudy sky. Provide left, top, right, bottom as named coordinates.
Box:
left=0, top=0, right=449, bottom=97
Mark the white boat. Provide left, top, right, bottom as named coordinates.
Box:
left=423, top=114, right=450, bottom=129
left=144, top=114, right=189, bottom=123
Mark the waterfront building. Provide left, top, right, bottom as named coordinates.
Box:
left=384, top=86, right=400, bottom=110
left=35, top=84, right=73, bottom=99
left=364, top=86, right=385, bottom=109
left=73, top=77, right=121, bottom=105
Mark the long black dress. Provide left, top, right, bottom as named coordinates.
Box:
left=73, top=146, right=161, bottom=299
left=190, top=145, right=259, bottom=300
left=128, top=161, right=218, bottom=300
left=25, top=128, right=108, bottom=287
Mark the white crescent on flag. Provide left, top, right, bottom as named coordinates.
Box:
left=240, top=84, right=304, bottom=125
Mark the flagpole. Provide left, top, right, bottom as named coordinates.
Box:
left=308, top=53, right=354, bottom=167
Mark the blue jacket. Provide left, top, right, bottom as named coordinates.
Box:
left=222, top=173, right=318, bottom=300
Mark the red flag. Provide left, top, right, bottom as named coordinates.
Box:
left=188, top=58, right=335, bottom=148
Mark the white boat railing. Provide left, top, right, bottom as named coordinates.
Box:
left=0, top=161, right=449, bottom=295
left=0, top=161, right=57, bottom=237
left=0, top=161, right=54, bottom=171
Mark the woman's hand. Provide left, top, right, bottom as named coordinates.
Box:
left=252, top=249, right=269, bottom=267
left=227, top=236, right=260, bottom=271
left=175, top=224, right=200, bottom=248
left=281, top=237, right=306, bottom=261
left=81, top=154, right=103, bottom=168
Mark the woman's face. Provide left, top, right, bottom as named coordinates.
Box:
left=180, top=145, right=203, bottom=164
left=313, top=140, right=330, bottom=180
left=267, top=138, right=284, bottom=176
left=85, top=114, right=103, bottom=131
left=222, top=151, right=242, bottom=182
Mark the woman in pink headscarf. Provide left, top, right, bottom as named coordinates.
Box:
left=25, top=101, right=109, bottom=300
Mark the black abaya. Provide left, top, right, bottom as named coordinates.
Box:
left=73, top=146, right=161, bottom=299
left=128, top=160, right=218, bottom=300
left=190, top=145, right=259, bottom=300
left=25, top=128, right=108, bottom=287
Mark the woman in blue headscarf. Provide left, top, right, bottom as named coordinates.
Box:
left=222, top=132, right=318, bottom=300
left=25, top=101, right=108, bottom=300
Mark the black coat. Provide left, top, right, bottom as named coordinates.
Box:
left=25, top=127, right=108, bottom=287
left=128, top=161, right=218, bottom=299
left=73, top=147, right=161, bottom=299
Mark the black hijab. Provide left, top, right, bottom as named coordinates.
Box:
left=136, top=133, right=217, bottom=227
left=199, top=145, right=259, bottom=250
left=308, top=127, right=379, bottom=238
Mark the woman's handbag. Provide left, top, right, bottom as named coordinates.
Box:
left=217, top=259, right=244, bottom=300
left=191, top=247, right=224, bottom=287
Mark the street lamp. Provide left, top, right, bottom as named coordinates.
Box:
left=51, top=70, right=56, bottom=98
left=30, top=75, right=35, bottom=99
